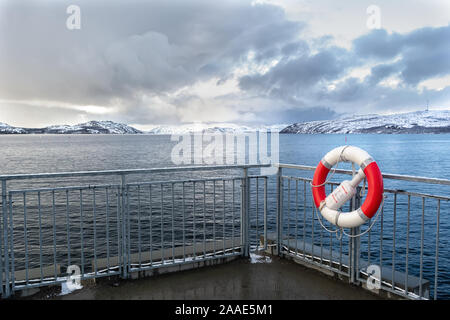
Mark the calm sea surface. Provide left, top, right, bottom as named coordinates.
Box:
left=1, top=134, right=450, bottom=181
left=0, top=134, right=449, bottom=298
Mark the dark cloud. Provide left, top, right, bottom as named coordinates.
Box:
left=0, top=0, right=448, bottom=127
left=238, top=45, right=358, bottom=100
left=318, top=77, right=450, bottom=113
left=353, top=29, right=404, bottom=59
left=353, top=25, right=450, bottom=85
left=366, top=63, right=400, bottom=85
left=238, top=24, right=450, bottom=117
left=0, top=0, right=303, bottom=106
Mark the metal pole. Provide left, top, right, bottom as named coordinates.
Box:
left=2, top=180, right=10, bottom=298
left=350, top=164, right=361, bottom=284
left=242, top=168, right=249, bottom=257
left=121, top=174, right=128, bottom=279
left=263, top=177, right=268, bottom=251
left=8, top=192, right=14, bottom=292
left=0, top=184, right=3, bottom=298
left=352, top=190, right=361, bottom=284
left=276, top=167, right=283, bottom=256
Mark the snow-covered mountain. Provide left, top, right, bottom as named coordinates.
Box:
left=146, top=123, right=288, bottom=134
left=0, top=122, right=27, bottom=134
left=0, top=121, right=142, bottom=134
left=1, top=120, right=285, bottom=135
left=281, top=110, right=450, bottom=134
left=43, top=121, right=142, bottom=134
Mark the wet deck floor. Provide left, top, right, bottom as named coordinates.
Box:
left=52, top=255, right=380, bottom=300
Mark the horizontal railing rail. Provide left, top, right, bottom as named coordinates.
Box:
left=276, top=163, right=449, bottom=300
left=0, top=164, right=269, bottom=298
left=0, top=164, right=271, bottom=181
left=276, top=163, right=450, bottom=186
left=1, top=163, right=448, bottom=300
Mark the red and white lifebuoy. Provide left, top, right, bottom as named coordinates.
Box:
left=312, top=146, right=384, bottom=228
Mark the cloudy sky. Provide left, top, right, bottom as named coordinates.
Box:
left=0, top=0, right=449, bottom=129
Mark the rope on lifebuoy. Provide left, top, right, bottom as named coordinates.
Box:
left=313, top=193, right=386, bottom=239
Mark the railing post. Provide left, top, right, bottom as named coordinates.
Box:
left=263, top=177, right=268, bottom=251
left=350, top=187, right=362, bottom=285
left=241, top=168, right=250, bottom=257
left=276, top=166, right=283, bottom=256
left=1, top=180, right=10, bottom=298
left=120, top=174, right=128, bottom=279
left=0, top=181, right=3, bottom=298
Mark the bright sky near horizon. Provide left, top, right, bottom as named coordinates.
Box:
left=0, top=0, right=449, bottom=129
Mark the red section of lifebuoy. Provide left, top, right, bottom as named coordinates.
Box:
left=361, top=161, right=383, bottom=219
left=312, top=159, right=384, bottom=219
left=312, top=161, right=329, bottom=208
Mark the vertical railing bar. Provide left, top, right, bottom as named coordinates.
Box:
left=223, top=180, right=226, bottom=255
left=348, top=202, right=352, bottom=278
left=336, top=186, right=341, bottom=272
left=379, top=199, right=384, bottom=280
left=339, top=227, right=343, bottom=272
left=419, top=197, right=425, bottom=298
left=339, top=190, right=344, bottom=271
left=245, top=170, right=250, bottom=256
left=126, top=185, right=131, bottom=272
left=232, top=180, right=235, bottom=254
left=80, top=189, right=85, bottom=278
left=355, top=190, right=362, bottom=282
left=8, top=193, right=15, bottom=290
left=295, top=180, right=299, bottom=256
left=276, top=167, right=283, bottom=256
left=116, top=186, right=121, bottom=275
left=264, top=177, right=267, bottom=251
left=52, top=190, right=57, bottom=281
left=213, top=180, right=216, bottom=257
left=367, top=183, right=371, bottom=268
left=149, top=184, right=153, bottom=266
left=38, top=191, right=43, bottom=282
left=138, top=185, right=142, bottom=268
left=193, top=182, right=196, bottom=260
left=320, top=183, right=324, bottom=266
left=256, top=178, right=259, bottom=250
left=391, top=192, right=397, bottom=290
left=312, top=180, right=315, bottom=258
left=434, top=199, right=440, bottom=300
left=203, top=181, right=206, bottom=258
left=182, top=182, right=186, bottom=262
left=1, top=180, right=7, bottom=297
left=171, top=183, right=175, bottom=263
left=368, top=216, right=371, bottom=267
left=405, top=195, right=410, bottom=295
left=329, top=184, right=333, bottom=268
left=337, top=185, right=342, bottom=271
left=303, top=181, right=306, bottom=259
left=65, top=190, right=71, bottom=269
left=240, top=178, right=243, bottom=256
left=105, top=188, right=110, bottom=273
left=287, top=178, right=291, bottom=254
left=23, top=192, right=29, bottom=286
left=93, top=188, right=97, bottom=276
left=160, top=184, right=164, bottom=265
left=328, top=184, right=334, bottom=268
left=0, top=182, right=4, bottom=298
left=120, top=175, right=127, bottom=279
left=350, top=164, right=356, bottom=282
left=280, top=175, right=284, bottom=255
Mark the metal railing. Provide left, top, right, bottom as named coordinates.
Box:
left=0, top=164, right=269, bottom=298
left=276, top=163, right=450, bottom=300
left=1, top=163, right=449, bottom=300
